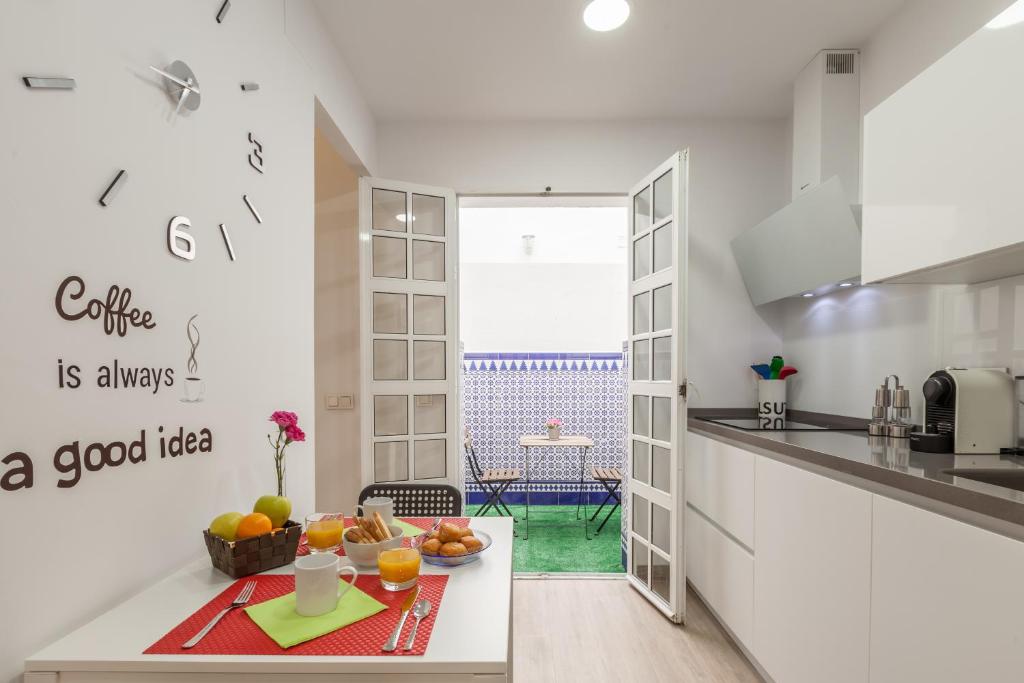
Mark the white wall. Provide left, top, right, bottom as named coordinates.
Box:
left=773, top=0, right=1020, bottom=421
left=460, top=205, right=627, bottom=352
left=378, top=119, right=788, bottom=409
left=0, top=2, right=374, bottom=680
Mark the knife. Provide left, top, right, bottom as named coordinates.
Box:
left=382, top=584, right=420, bottom=652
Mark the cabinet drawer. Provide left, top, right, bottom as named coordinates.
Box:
left=686, top=432, right=755, bottom=548
left=686, top=504, right=754, bottom=648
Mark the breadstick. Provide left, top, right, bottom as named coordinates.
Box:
left=360, top=517, right=383, bottom=542
left=373, top=512, right=392, bottom=539
left=351, top=527, right=373, bottom=544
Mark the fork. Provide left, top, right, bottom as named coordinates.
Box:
left=182, top=580, right=257, bottom=649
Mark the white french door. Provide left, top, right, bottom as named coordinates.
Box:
left=625, top=151, right=689, bottom=622
left=358, top=178, right=460, bottom=488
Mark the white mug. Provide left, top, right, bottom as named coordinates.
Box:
left=182, top=377, right=205, bottom=403
left=294, top=554, right=359, bottom=617
left=356, top=496, right=394, bottom=524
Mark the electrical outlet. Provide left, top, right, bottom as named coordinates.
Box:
left=324, top=394, right=355, bottom=410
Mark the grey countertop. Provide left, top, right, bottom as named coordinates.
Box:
left=688, top=409, right=1024, bottom=529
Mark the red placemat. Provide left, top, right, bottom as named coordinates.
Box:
left=297, top=517, right=471, bottom=557
left=144, top=573, right=448, bottom=656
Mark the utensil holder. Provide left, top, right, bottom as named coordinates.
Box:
left=203, top=520, right=302, bottom=578
left=757, top=379, right=787, bottom=430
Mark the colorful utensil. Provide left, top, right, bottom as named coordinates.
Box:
left=768, top=356, right=784, bottom=379
left=751, top=364, right=771, bottom=379
left=778, top=366, right=798, bottom=380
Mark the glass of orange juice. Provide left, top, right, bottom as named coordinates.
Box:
left=377, top=547, right=421, bottom=591
left=304, top=513, right=345, bottom=554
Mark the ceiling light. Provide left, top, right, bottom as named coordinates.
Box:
left=584, top=0, right=630, bottom=32
left=987, top=1, right=1024, bottom=29
left=802, top=292, right=814, bottom=298
left=838, top=282, right=853, bottom=287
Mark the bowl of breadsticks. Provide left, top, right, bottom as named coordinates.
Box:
left=342, top=511, right=405, bottom=568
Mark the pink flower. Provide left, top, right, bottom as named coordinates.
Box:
left=269, top=411, right=298, bottom=429
left=285, top=424, right=306, bottom=443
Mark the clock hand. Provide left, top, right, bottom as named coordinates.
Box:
left=148, top=65, right=201, bottom=95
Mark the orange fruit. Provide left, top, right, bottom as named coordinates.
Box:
left=236, top=512, right=273, bottom=539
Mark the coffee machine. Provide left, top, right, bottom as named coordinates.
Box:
left=922, top=368, right=1016, bottom=454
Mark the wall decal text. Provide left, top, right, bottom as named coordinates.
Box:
left=55, top=275, right=156, bottom=337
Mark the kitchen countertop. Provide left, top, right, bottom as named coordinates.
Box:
left=689, top=409, right=1024, bottom=530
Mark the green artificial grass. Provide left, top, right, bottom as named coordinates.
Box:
left=466, top=504, right=624, bottom=574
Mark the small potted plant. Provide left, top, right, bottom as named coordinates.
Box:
left=545, top=418, right=563, bottom=441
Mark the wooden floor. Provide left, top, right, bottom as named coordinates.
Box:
left=513, top=579, right=762, bottom=683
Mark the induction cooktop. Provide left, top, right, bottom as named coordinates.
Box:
left=696, top=417, right=868, bottom=432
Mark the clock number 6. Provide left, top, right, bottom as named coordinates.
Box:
left=168, top=216, right=196, bottom=261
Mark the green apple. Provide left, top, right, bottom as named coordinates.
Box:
left=209, top=512, right=244, bottom=541
left=253, top=495, right=292, bottom=528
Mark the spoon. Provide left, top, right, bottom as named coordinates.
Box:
left=403, top=599, right=432, bottom=651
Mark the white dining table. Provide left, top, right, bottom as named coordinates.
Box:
left=24, top=516, right=514, bottom=683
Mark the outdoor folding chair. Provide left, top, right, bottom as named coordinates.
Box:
left=465, top=442, right=520, bottom=518
left=590, top=467, right=622, bottom=533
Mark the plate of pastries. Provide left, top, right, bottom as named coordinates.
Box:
left=413, top=522, right=493, bottom=567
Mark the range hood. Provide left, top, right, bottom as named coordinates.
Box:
left=731, top=177, right=861, bottom=306
left=732, top=50, right=862, bottom=306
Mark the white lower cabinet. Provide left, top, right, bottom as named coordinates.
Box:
left=869, top=496, right=1024, bottom=682
left=752, top=456, right=872, bottom=683
left=686, top=505, right=754, bottom=646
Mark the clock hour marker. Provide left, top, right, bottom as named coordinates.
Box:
left=240, top=82, right=260, bottom=92
left=98, top=170, right=126, bottom=207
left=168, top=216, right=196, bottom=261
left=216, top=0, right=230, bottom=24
left=242, top=195, right=262, bottom=224
left=248, top=132, right=264, bottom=174
left=22, top=76, right=75, bottom=90
left=219, top=223, right=236, bottom=261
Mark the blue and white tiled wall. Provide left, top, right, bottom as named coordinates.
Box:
left=461, top=352, right=628, bottom=506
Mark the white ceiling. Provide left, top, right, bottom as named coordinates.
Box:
left=314, top=0, right=904, bottom=122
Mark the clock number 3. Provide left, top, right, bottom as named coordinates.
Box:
left=168, top=216, right=196, bottom=261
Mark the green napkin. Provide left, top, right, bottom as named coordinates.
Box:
left=244, top=581, right=387, bottom=648
left=394, top=518, right=429, bottom=538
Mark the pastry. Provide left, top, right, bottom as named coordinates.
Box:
left=420, top=538, right=442, bottom=555
left=458, top=527, right=474, bottom=538
left=439, top=541, right=468, bottom=556
left=439, top=522, right=464, bottom=543
left=461, top=535, right=483, bottom=552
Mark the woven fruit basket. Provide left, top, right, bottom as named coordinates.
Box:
left=203, top=520, right=302, bottom=578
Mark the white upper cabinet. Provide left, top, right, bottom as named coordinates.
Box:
left=862, top=11, right=1024, bottom=284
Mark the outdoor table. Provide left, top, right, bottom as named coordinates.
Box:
left=518, top=434, right=595, bottom=540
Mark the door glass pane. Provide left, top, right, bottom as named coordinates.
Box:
left=374, top=441, right=409, bottom=482
left=412, top=194, right=445, bottom=236
left=414, top=394, right=446, bottom=434
left=372, top=236, right=407, bottom=279
left=373, top=395, right=408, bottom=436
left=633, top=291, right=650, bottom=335
left=372, top=189, right=407, bottom=232
left=652, top=397, right=671, bottom=442
left=652, top=502, right=670, bottom=552
left=653, top=223, right=672, bottom=273
left=633, top=186, right=651, bottom=235
left=413, top=294, right=445, bottom=335
left=653, top=170, right=673, bottom=222
left=653, top=285, right=672, bottom=331
left=633, top=234, right=651, bottom=280
left=632, top=493, right=649, bottom=540
left=652, top=445, right=671, bottom=493
left=632, top=537, right=649, bottom=585
left=412, top=240, right=445, bottom=281
left=653, top=336, right=671, bottom=381
left=373, top=339, right=408, bottom=380
left=373, top=292, right=407, bottom=334
left=632, top=440, right=649, bottom=484
left=414, top=340, right=446, bottom=380
left=633, top=395, right=650, bottom=437
left=414, top=439, right=446, bottom=479
left=632, top=339, right=650, bottom=380
left=652, top=551, right=671, bottom=603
